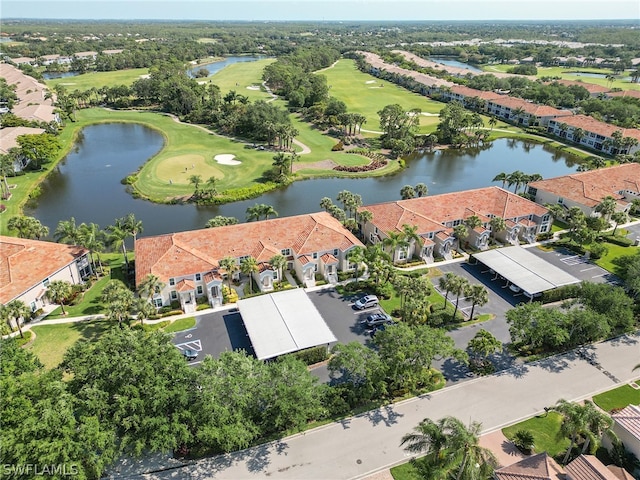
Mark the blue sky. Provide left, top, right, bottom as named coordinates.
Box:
left=2, top=0, right=639, bottom=21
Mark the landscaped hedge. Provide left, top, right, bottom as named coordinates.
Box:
left=541, top=284, right=579, bottom=304
left=601, top=235, right=634, bottom=247
left=288, top=345, right=328, bottom=365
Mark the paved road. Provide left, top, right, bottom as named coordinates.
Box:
left=141, top=332, right=640, bottom=480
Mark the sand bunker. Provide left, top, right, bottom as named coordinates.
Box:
left=214, top=154, right=241, bottom=165
left=365, top=80, right=377, bottom=84
left=246, top=85, right=261, bottom=90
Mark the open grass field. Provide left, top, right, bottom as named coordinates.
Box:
left=45, top=67, right=149, bottom=92
left=197, top=58, right=276, bottom=102
left=482, top=64, right=640, bottom=91
left=27, top=320, right=112, bottom=369
left=321, top=59, right=444, bottom=133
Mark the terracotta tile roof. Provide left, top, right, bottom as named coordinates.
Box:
left=258, top=262, right=274, bottom=273
left=357, top=51, right=455, bottom=88
left=175, top=279, right=195, bottom=292
left=612, top=404, right=640, bottom=440
left=12, top=103, right=57, bottom=123
left=449, top=85, right=502, bottom=101
left=135, top=212, right=362, bottom=286
left=321, top=253, right=338, bottom=264
left=489, top=95, right=572, bottom=118
left=565, top=455, right=619, bottom=480
left=495, top=452, right=564, bottom=480
left=552, top=79, right=611, bottom=94
left=203, top=271, right=222, bottom=284
left=550, top=114, right=640, bottom=143
left=436, top=231, right=452, bottom=241
left=0, top=236, right=88, bottom=304
left=607, top=465, right=634, bottom=480
left=606, top=90, right=640, bottom=100
left=529, top=164, right=640, bottom=208
left=298, top=255, right=312, bottom=265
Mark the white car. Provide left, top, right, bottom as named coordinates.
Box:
left=354, top=295, right=379, bottom=310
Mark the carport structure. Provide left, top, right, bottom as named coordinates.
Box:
left=472, top=246, right=580, bottom=298
left=237, top=289, right=337, bottom=360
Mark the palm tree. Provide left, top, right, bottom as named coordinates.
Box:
left=219, top=256, right=238, bottom=292
left=122, top=213, right=143, bottom=249
left=240, top=256, right=259, bottom=293
left=572, top=127, right=585, bottom=145
left=453, top=224, right=468, bottom=251
left=259, top=204, right=278, bottom=220
left=465, top=284, right=489, bottom=321
left=506, top=170, right=526, bottom=193
left=450, top=276, right=470, bottom=322
left=106, top=219, right=130, bottom=269
left=347, top=246, right=366, bottom=280
left=489, top=216, right=506, bottom=240
left=189, top=174, right=202, bottom=196
left=400, top=185, right=416, bottom=200
left=272, top=152, right=290, bottom=181
left=545, top=203, right=566, bottom=223
left=383, top=230, right=409, bottom=264
left=488, top=116, right=497, bottom=131
left=136, top=274, right=165, bottom=303
left=492, top=172, right=508, bottom=189
left=414, top=183, right=428, bottom=198
left=3, top=299, right=31, bottom=338
left=132, top=297, right=156, bottom=325
left=402, top=224, right=423, bottom=259
left=77, top=222, right=105, bottom=275
left=319, top=197, right=333, bottom=212
left=0, top=153, right=14, bottom=198
left=45, top=280, right=72, bottom=316
left=610, top=211, right=628, bottom=236
left=464, top=215, right=482, bottom=232
left=245, top=204, right=262, bottom=222
left=54, top=217, right=80, bottom=244
left=438, top=272, right=458, bottom=308
left=401, top=416, right=497, bottom=480
left=595, top=196, right=618, bottom=223
left=269, top=254, right=286, bottom=283
left=101, top=280, right=133, bottom=328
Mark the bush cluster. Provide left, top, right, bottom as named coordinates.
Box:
left=288, top=345, right=329, bottom=366
left=333, top=158, right=387, bottom=172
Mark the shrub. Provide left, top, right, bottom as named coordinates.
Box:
left=601, top=235, right=633, bottom=247
left=541, top=284, right=579, bottom=304
left=121, top=174, right=138, bottom=185
left=512, top=429, right=535, bottom=454
left=331, top=141, right=344, bottom=151
left=196, top=304, right=209, bottom=311
left=288, top=345, right=328, bottom=365
left=0, top=204, right=5, bottom=213
left=589, top=243, right=608, bottom=260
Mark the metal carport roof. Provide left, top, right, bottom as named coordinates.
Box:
left=472, top=246, right=580, bottom=296
left=237, top=289, right=337, bottom=360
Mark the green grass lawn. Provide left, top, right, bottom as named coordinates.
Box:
left=390, top=461, right=421, bottom=480
left=45, top=67, right=149, bottom=92
left=592, top=240, right=635, bottom=273
left=27, top=320, right=112, bottom=369
left=481, top=64, right=640, bottom=92
left=197, top=58, right=276, bottom=102
left=164, top=316, right=196, bottom=333
left=502, top=412, right=570, bottom=457
left=322, top=59, right=445, bottom=134
left=592, top=382, right=640, bottom=412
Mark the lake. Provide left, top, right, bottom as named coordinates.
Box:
left=27, top=123, right=581, bottom=238
left=187, top=55, right=267, bottom=78
left=430, top=57, right=483, bottom=73
left=42, top=71, right=80, bottom=80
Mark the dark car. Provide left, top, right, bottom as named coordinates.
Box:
left=361, top=312, right=393, bottom=329
left=181, top=348, right=198, bottom=361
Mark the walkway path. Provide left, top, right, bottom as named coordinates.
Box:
left=139, top=332, right=640, bottom=480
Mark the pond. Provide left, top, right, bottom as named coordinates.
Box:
left=42, top=71, right=80, bottom=80
left=430, top=57, right=484, bottom=73
left=566, top=72, right=630, bottom=81
left=27, top=123, right=582, bottom=238
left=187, top=55, right=267, bottom=78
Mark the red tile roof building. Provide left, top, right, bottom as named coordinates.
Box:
left=0, top=236, right=91, bottom=313
left=360, top=187, right=550, bottom=262
left=565, top=455, right=621, bottom=480
left=494, top=452, right=564, bottom=480
left=487, top=95, right=573, bottom=127
left=611, top=405, right=640, bottom=461
left=528, top=164, right=640, bottom=215
left=135, top=212, right=363, bottom=310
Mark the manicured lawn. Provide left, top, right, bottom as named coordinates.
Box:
left=592, top=382, right=640, bottom=412
left=481, top=64, right=640, bottom=92
left=164, top=316, right=196, bottom=333
left=390, top=461, right=421, bottom=480
left=27, top=320, right=112, bottom=369
left=45, top=67, right=149, bottom=92
left=322, top=59, right=445, bottom=134
left=593, top=240, right=635, bottom=273
left=502, top=412, right=570, bottom=457
left=197, top=58, right=276, bottom=102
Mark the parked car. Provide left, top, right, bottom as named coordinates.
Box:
left=354, top=294, right=379, bottom=310
left=361, top=312, right=393, bottom=329
left=509, top=284, right=521, bottom=293
left=181, top=348, right=198, bottom=361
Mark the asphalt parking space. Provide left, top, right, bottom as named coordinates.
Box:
left=170, top=309, right=253, bottom=364
left=625, top=223, right=640, bottom=243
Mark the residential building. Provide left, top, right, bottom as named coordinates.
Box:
left=8, top=57, right=36, bottom=66
left=0, top=236, right=92, bottom=319
left=360, top=187, right=550, bottom=263
left=609, top=404, right=640, bottom=461
left=605, top=90, right=640, bottom=101
left=135, top=212, right=364, bottom=312
left=528, top=164, right=640, bottom=216
left=494, top=452, right=564, bottom=480
left=546, top=115, right=640, bottom=156
left=551, top=79, right=611, bottom=97
left=565, top=454, right=629, bottom=480
left=486, top=95, right=573, bottom=127
left=436, top=85, right=502, bottom=112
left=73, top=51, right=98, bottom=60
left=0, top=126, right=46, bottom=170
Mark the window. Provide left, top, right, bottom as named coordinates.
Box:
left=169, top=278, right=175, bottom=286
left=170, top=291, right=177, bottom=300
left=153, top=297, right=163, bottom=308
left=558, top=197, right=564, bottom=205
left=43, top=278, right=50, bottom=287
left=398, top=248, right=408, bottom=261
left=281, top=248, right=291, bottom=256
left=195, top=273, right=201, bottom=281
left=452, top=219, right=462, bottom=226
left=373, top=227, right=378, bottom=234
left=333, top=249, right=339, bottom=256
left=30, top=301, right=37, bottom=312
left=196, top=286, right=203, bottom=295
left=312, top=252, right=318, bottom=259
left=427, top=232, right=434, bottom=239
left=369, top=232, right=377, bottom=243
left=540, top=224, right=549, bottom=233
left=542, top=214, right=550, bottom=222
left=272, top=271, right=278, bottom=279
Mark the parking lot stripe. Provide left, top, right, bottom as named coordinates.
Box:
left=580, top=267, right=598, bottom=272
